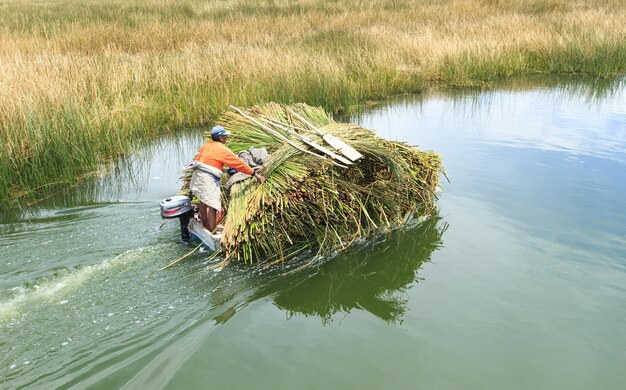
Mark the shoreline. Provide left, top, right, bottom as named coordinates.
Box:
left=1, top=0, right=625, bottom=206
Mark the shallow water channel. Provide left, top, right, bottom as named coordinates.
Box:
left=1, top=77, right=625, bottom=389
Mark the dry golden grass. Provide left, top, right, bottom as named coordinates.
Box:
left=1, top=0, right=625, bottom=204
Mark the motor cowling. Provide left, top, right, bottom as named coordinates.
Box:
left=160, top=195, right=192, bottom=219
left=160, top=195, right=193, bottom=241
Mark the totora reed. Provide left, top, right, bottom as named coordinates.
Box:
left=2, top=0, right=624, bottom=207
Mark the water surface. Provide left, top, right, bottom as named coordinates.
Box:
left=1, top=77, right=625, bottom=389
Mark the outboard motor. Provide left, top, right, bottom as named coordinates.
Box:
left=160, top=195, right=193, bottom=241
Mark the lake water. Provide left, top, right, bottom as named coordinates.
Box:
left=1, top=77, right=625, bottom=389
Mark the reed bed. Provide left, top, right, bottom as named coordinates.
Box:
left=186, top=103, right=442, bottom=264
left=1, top=0, right=625, bottom=206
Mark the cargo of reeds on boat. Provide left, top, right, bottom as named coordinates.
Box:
left=180, top=103, right=443, bottom=265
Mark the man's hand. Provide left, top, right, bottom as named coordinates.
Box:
left=255, top=174, right=266, bottom=184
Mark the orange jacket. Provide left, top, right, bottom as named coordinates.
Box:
left=195, top=141, right=254, bottom=175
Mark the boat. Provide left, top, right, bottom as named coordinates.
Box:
left=188, top=218, right=221, bottom=251
left=159, top=195, right=221, bottom=251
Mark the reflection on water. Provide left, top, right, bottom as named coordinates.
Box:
left=0, top=131, right=203, bottom=224
left=358, top=76, right=626, bottom=163
left=269, top=216, right=446, bottom=324
left=497, top=75, right=625, bottom=103
left=195, top=215, right=446, bottom=327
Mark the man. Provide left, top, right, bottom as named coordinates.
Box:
left=190, top=126, right=266, bottom=231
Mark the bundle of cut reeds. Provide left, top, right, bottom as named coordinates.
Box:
left=183, top=103, right=443, bottom=265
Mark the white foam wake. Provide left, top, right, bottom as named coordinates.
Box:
left=0, top=246, right=160, bottom=321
